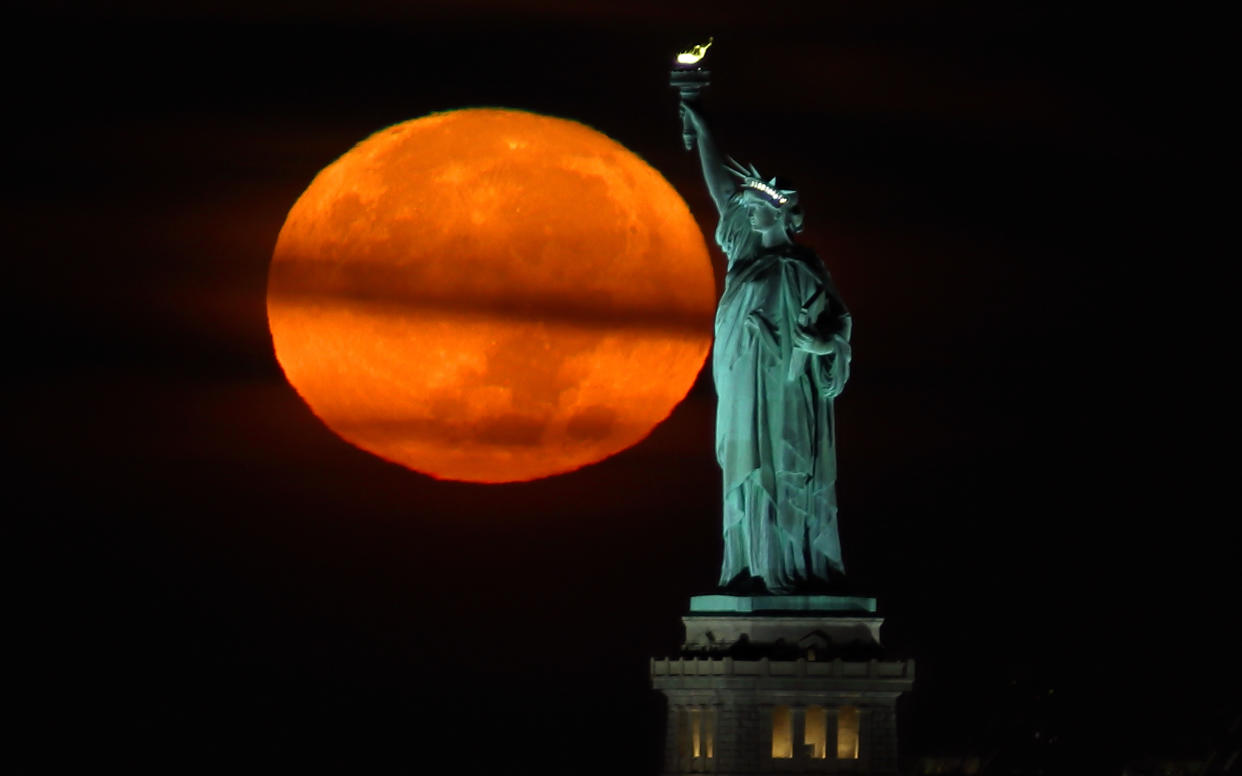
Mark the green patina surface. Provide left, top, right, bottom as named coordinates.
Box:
left=689, top=595, right=877, bottom=613
left=679, top=100, right=853, bottom=596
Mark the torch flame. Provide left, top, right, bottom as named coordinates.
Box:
left=676, top=37, right=713, bottom=65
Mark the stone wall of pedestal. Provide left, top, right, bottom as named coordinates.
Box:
left=864, top=705, right=899, bottom=775
left=652, top=625, right=913, bottom=775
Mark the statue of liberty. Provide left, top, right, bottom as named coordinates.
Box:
left=680, top=101, right=853, bottom=595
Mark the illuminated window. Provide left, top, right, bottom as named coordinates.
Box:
left=836, top=705, right=859, bottom=759
left=679, top=706, right=715, bottom=765
left=805, top=706, right=828, bottom=758
left=771, top=705, right=793, bottom=758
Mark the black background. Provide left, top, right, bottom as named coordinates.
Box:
left=11, top=2, right=1231, bottom=773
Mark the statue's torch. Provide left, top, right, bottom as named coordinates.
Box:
left=670, top=37, right=712, bottom=150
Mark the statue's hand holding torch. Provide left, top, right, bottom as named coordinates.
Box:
left=679, top=103, right=701, bottom=150
left=670, top=37, right=712, bottom=150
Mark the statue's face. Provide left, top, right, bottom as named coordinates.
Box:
left=746, top=200, right=781, bottom=234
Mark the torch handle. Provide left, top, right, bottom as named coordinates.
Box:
left=670, top=68, right=710, bottom=151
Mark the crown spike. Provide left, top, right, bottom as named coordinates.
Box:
left=723, top=156, right=752, bottom=179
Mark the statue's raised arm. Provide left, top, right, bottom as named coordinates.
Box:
left=679, top=101, right=737, bottom=216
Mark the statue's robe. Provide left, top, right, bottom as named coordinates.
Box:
left=713, top=195, right=851, bottom=593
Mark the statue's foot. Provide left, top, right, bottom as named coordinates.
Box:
left=720, top=569, right=850, bottom=596
left=719, top=571, right=772, bottom=594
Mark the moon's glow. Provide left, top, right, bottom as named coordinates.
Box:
left=267, top=109, right=715, bottom=483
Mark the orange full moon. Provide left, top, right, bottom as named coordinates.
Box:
left=267, top=109, right=715, bottom=483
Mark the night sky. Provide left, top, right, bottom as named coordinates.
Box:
left=13, top=2, right=1232, bottom=773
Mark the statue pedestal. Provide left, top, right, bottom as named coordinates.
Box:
left=652, top=595, right=913, bottom=775
left=690, top=594, right=877, bottom=613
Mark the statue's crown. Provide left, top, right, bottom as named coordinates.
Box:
left=741, top=178, right=791, bottom=206
left=726, top=157, right=798, bottom=208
